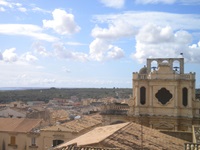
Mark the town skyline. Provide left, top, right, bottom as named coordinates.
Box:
left=0, top=0, right=200, bottom=88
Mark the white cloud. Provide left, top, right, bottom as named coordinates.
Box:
left=107, top=45, right=125, bottom=59
left=2, top=48, right=18, bottom=62
left=43, top=9, right=81, bottom=35
left=1, top=47, right=38, bottom=64
left=0, top=0, right=12, bottom=8
left=0, top=0, right=29, bottom=12
left=31, top=7, right=50, bottom=14
left=91, top=21, right=136, bottom=39
left=99, top=0, right=125, bottom=8
left=53, top=42, right=88, bottom=62
left=21, top=52, right=38, bottom=62
left=188, top=41, right=200, bottom=63
left=93, top=11, right=200, bottom=31
left=135, top=24, right=174, bottom=44
left=92, top=11, right=200, bottom=63
left=89, top=38, right=124, bottom=61
left=18, top=7, right=27, bottom=12
left=0, top=24, right=58, bottom=42
left=32, top=42, right=50, bottom=57
left=131, top=24, right=199, bottom=63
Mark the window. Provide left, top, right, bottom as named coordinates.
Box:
left=53, top=140, right=64, bottom=147
left=8, top=136, right=17, bottom=148
left=29, top=137, right=38, bottom=148
left=182, top=87, right=188, bottom=107
left=140, top=87, right=146, bottom=105
left=31, top=137, right=36, bottom=146
left=10, top=136, right=16, bottom=145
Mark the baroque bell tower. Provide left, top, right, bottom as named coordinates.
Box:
left=128, top=57, right=200, bottom=131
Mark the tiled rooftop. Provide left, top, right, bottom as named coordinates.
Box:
left=56, top=122, right=187, bottom=150
left=0, top=118, right=42, bottom=133
left=0, top=107, right=26, bottom=118
left=42, top=114, right=102, bottom=133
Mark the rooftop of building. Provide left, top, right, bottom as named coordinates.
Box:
left=0, top=118, right=42, bottom=133
left=56, top=122, right=187, bottom=150
left=0, top=107, right=26, bottom=118
left=41, top=114, right=102, bottom=133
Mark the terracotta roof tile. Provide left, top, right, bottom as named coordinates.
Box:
left=56, top=122, right=129, bottom=148
left=42, top=114, right=102, bottom=133
left=0, top=118, right=42, bottom=133
left=57, top=122, right=187, bottom=150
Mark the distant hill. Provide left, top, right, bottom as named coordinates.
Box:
left=0, top=88, right=132, bottom=103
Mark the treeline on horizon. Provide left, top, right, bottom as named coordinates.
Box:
left=0, top=88, right=200, bottom=104
left=0, top=88, right=132, bottom=103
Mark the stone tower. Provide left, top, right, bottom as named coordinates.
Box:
left=128, top=57, right=200, bottom=131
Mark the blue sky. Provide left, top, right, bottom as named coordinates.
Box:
left=0, top=0, right=200, bottom=88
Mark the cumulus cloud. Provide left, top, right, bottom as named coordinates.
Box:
left=99, top=0, right=125, bottom=8
left=91, top=21, right=136, bottom=39
left=43, top=9, right=81, bottom=35
left=135, top=24, right=174, bottom=44
left=89, top=38, right=124, bottom=61
left=0, top=24, right=58, bottom=42
left=93, top=11, right=200, bottom=31
left=21, top=52, right=38, bottom=62
left=1, top=47, right=38, bottom=63
left=131, top=24, right=199, bottom=63
left=53, top=42, right=88, bottom=62
left=188, top=41, right=200, bottom=63
left=32, top=41, right=89, bottom=62
left=92, top=11, right=200, bottom=63
left=2, top=48, right=18, bottom=62
left=32, top=42, right=50, bottom=57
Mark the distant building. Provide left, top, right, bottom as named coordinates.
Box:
left=40, top=114, right=102, bottom=149
left=9, top=101, right=27, bottom=108
left=27, top=101, right=45, bottom=106
left=0, top=118, right=42, bottom=150
left=0, top=107, right=26, bottom=118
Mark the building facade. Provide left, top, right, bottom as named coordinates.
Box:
left=0, top=118, right=42, bottom=150
left=102, top=58, right=200, bottom=132
left=129, top=57, right=200, bottom=131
